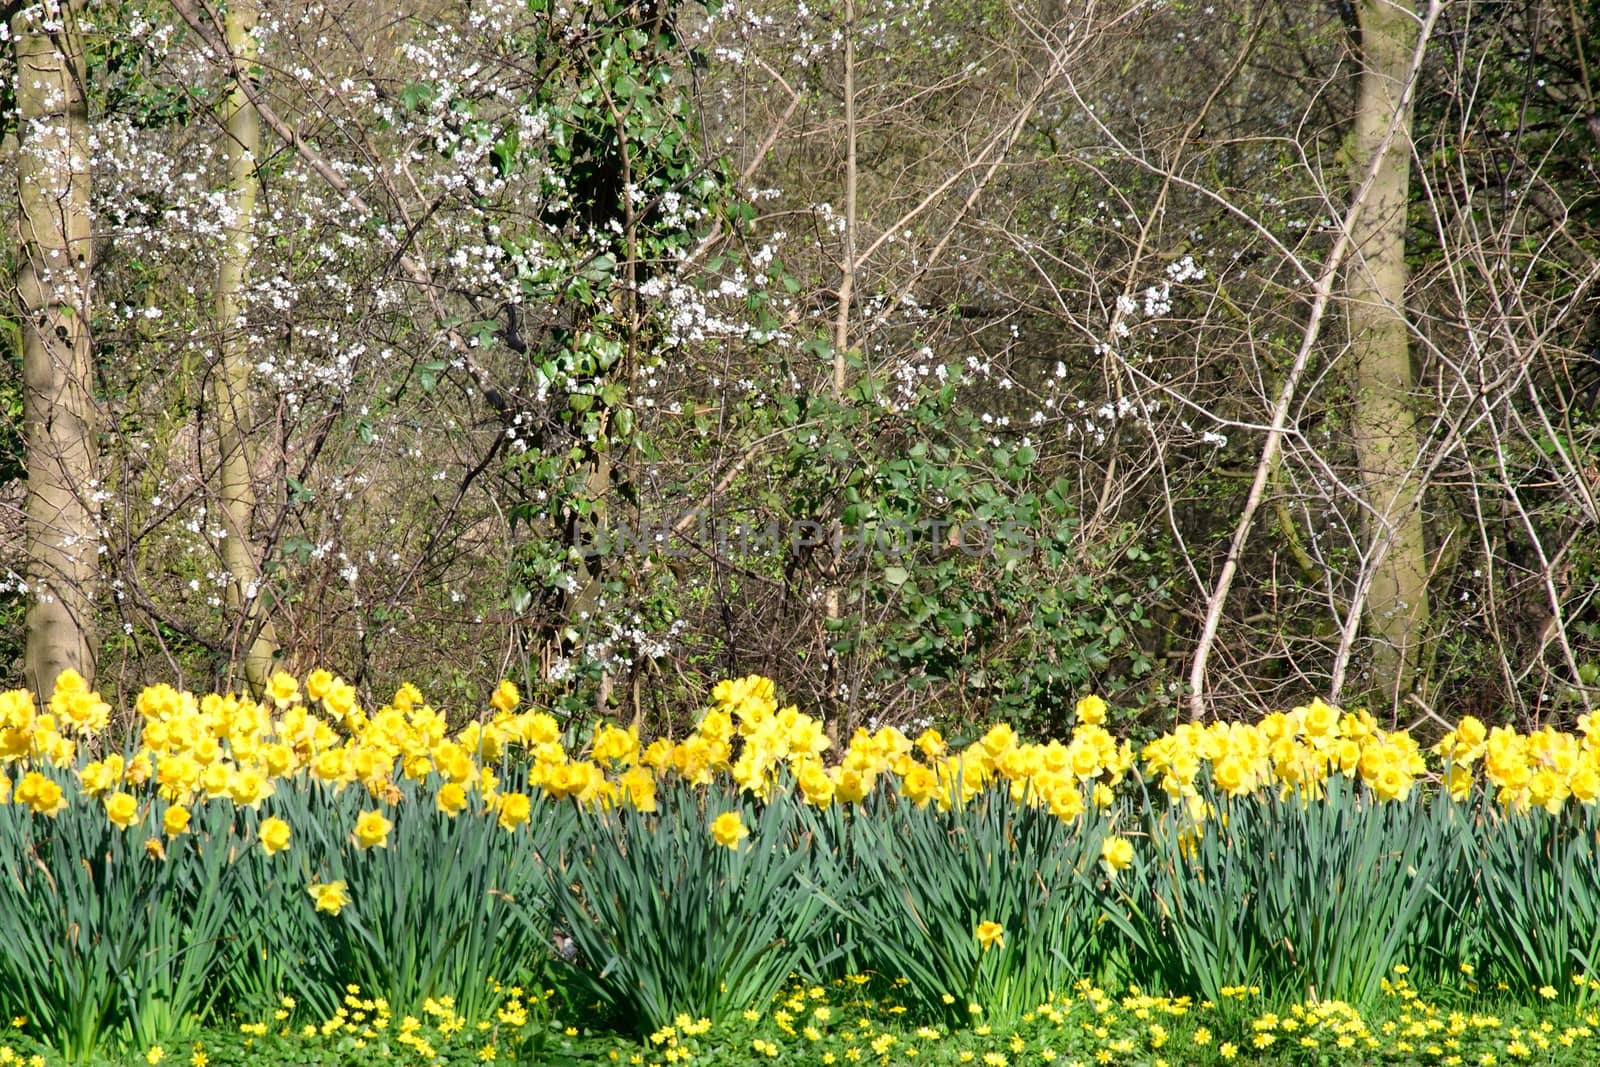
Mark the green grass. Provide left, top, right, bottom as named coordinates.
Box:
left=4, top=970, right=1597, bottom=1067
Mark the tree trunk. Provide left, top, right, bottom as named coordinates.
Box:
left=823, top=0, right=858, bottom=744
left=15, top=0, right=99, bottom=697
left=213, top=0, right=279, bottom=695
left=1346, top=0, right=1430, bottom=703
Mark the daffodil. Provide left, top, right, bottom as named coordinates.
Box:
left=437, top=782, right=468, bottom=817
left=1101, top=835, right=1134, bottom=872
left=710, top=811, right=748, bottom=849
left=104, top=791, right=140, bottom=830
left=259, top=817, right=292, bottom=856
left=163, top=804, right=191, bottom=837
left=496, top=791, right=531, bottom=831
left=308, top=880, right=351, bottom=916
left=353, top=810, right=392, bottom=849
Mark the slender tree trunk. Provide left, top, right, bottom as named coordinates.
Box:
left=823, top=0, right=857, bottom=743
left=213, top=0, right=279, bottom=695
left=1347, top=0, right=1430, bottom=704
left=1185, top=0, right=1442, bottom=719
left=15, top=0, right=99, bottom=696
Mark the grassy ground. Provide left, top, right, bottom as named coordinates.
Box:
left=5, top=971, right=1596, bottom=1067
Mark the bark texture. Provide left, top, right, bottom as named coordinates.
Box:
left=15, top=0, right=99, bottom=696
left=213, top=0, right=280, bottom=694
left=1346, top=0, right=1430, bottom=701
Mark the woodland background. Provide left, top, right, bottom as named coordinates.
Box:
left=2, top=0, right=1598, bottom=739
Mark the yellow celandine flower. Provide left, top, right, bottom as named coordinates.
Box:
left=975, top=921, right=1005, bottom=951
left=145, top=1046, right=163, bottom=1064
left=353, top=810, right=392, bottom=850
left=710, top=811, right=748, bottom=849
left=308, top=880, right=351, bottom=915
left=258, top=817, right=292, bottom=856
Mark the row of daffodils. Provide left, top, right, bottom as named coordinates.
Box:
left=3, top=670, right=1600, bottom=1063
left=13, top=670, right=1596, bottom=826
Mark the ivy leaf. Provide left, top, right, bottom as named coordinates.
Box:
left=399, top=81, right=436, bottom=111
left=417, top=359, right=448, bottom=392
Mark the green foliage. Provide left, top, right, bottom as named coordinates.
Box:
left=811, top=784, right=1115, bottom=1025
left=0, top=306, right=21, bottom=487
left=96, top=18, right=194, bottom=127
left=11, top=968, right=1600, bottom=1067
left=224, top=775, right=572, bottom=1024
left=548, top=779, right=839, bottom=1033
left=479, top=0, right=756, bottom=714
left=1474, top=797, right=1600, bottom=1003
left=774, top=366, right=1171, bottom=733
left=0, top=781, right=237, bottom=1061
left=1110, top=774, right=1472, bottom=1009
left=0, top=769, right=571, bottom=1061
